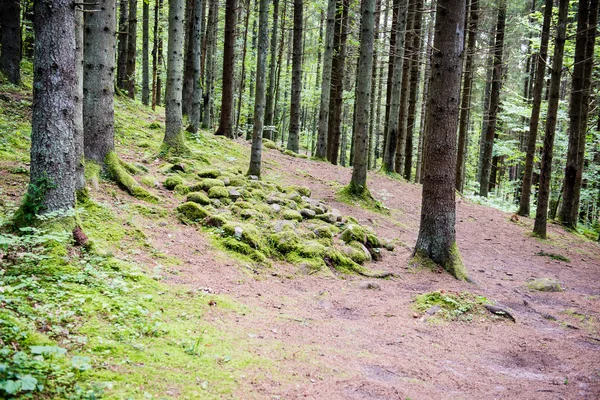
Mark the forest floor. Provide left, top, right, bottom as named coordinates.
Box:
left=1, top=87, right=599, bottom=399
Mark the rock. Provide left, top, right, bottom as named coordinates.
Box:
left=186, top=192, right=211, bottom=205
left=197, top=168, right=221, bottom=178
left=170, top=163, right=186, bottom=173
left=526, top=278, right=563, bottom=292
left=271, top=204, right=281, bottom=212
left=383, top=241, right=395, bottom=252
left=164, top=175, right=184, bottom=190
left=190, top=178, right=225, bottom=192
left=350, top=241, right=372, bottom=262
left=340, top=224, right=367, bottom=244
left=299, top=208, right=316, bottom=219
left=369, top=247, right=383, bottom=261
left=358, top=281, right=380, bottom=290
left=204, top=214, right=227, bottom=227
left=317, top=213, right=338, bottom=224
left=313, top=226, right=334, bottom=239
left=331, top=208, right=342, bottom=222
left=270, top=231, right=300, bottom=253
left=272, top=220, right=297, bottom=233
left=426, top=305, right=441, bottom=315
left=282, top=209, right=303, bottom=222
left=228, top=188, right=242, bottom=199
left=248, top=175, right=259, bottom=180
left=221, top=177, right=231, bottom=186
left=175, top=202, right=209, bottom=223
left=234, top=226, right=243, bottom=239
left=208, top=186, right=229, bottom=199
left=286, top=200, right=298, bottom=210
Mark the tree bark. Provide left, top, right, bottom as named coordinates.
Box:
left=182, top=0, right=195, bottom=116
left=533, top=0, right=568, bottom=238
left=264, top=0, right=280, bottom=128
left=455, top=0, right=478, bottom=192
left=152, top=0, right=162, bottom=110
left=142, top=0, right=150, bottom=105
left=367, top=0, right=381, bottom=169
left=235, top=0, right=252, bottom=137
left=117, top=0, right=129, bottom=90
left=125, top=0, right=138, bottom=99
left=188, top=0, right=205, bottom=133
left=479, top=2, right=506, bottom=197
left=414, top=0, right=467, bottom=280
left=382, top=0, right=408, bottom=172
left=28, top=0, right=76, bottom=216
left=202, top=0, right=218, bottom=129
left=416, top=6, right=433, bottom=183
left=287, top=0, right=303, bottom=153
left=0, top=0, right=22, bottom=84
left=215, top=0, right=237, bottom=138
left=74, top=8, right=85, bottom=192
left=349, top=0, right=375, bottom=190
left=518, top=0, right=552, bottom=216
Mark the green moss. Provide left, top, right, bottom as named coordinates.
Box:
left=262, top=139, right=278, bottom=149
left=253, top=202, right=273, bottom=215
left=297, top=241, right=326, bottom=258
left=340, top=224, right=367, bottom=244
left=191, top=178, right=225, bottom=192
left=233, top=200, right=254, bottom=209
left=313, top=226, right=334, bottom=239
left=270, top=231, right=300, bottom=253
left=129, top=203, right=169, bottom=219
left=203, top=214, right=228, bottom=227
left=208, top=186, right=229, bottom=199
left=175, top=202, right=209, bottom=224
left=186, top=191, right=211, bottom=205
left=141, top=175, right=159, bottom=188
left=164, top=175, right=184, bottom=190
left=222, top=223, right=264, bottom=249
left=411, top=244, right=468, bottom=281
left=346, top=241, right=371, bottom=264
left=526, top=278, right=563, bottom=292
left=413, top=291, right=490, bottom=321
left=174, top=183, right=190, bottom=195
left=197, top=168, right=221, bottom=178
left=148, top=121, right=162, bottom=129
left=283, top=149, right=297, bottom=157
left=220, top=237, right=267, bottom=263
left=337, top=183, right=389, bottom=214
left=535, top=251, right=570, bottom=262
left=282, top=210, right=303, bottom=222
left=105, top=152, right=160, bottom=203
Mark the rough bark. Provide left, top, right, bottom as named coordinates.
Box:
left=202, top=0, right=218, bottom=129
left=264, top=0, right=280, bottom=128
left=142, top=0, right=150, bottom=105
left=215, top=0, right=237, bottom=138
left=287, top=0, right=303, bottom=153
left=152, top=0, right=162, bottom=110
left=162, top=0, right=188, bottom=152
left=479, top=2, right=506, bottom=197
left=381, top=0, right=408, bottom=172
left=125, top=0, right=138, bottom=98
left=414, top=0, right=467, bottom=280
left=518, top=0, right=552, bottom=216
left=315, top=0, right=337, bottom=159
left=182, top=0, right=195, bottom=116
left=415, top=6, right=433, bottom=183
left=0, top=0, right=22, bottom=84
left=349, top=0, right=375, bottom=190
left=74, top=8, right=85, bottom=192
left=28, top=0, right=76, bottom=216
left=235, top=0, right=252, bottom=137
left=367, top=0, right=381, bottom=169
left=117, top=0, right=129, bottom=90
left=188, top=0, right=204, bottom=133
left=455, top=0, right=478, bottom=192
left=533, top=0, right=568, bottom=238
left=248, top=0, right=269, bottom=177
left=477, top=35, right=495, bottom=181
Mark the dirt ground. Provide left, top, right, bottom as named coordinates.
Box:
left=118, top=145, right=600, bottom=399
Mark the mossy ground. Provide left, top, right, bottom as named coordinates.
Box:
left=413, top=291, right=490, bottom=322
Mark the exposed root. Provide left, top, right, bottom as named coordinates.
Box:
left=105, top=152, right=160, bottom=203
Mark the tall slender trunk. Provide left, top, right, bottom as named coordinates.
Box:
left=311, top=11, right=324, bottom=153
left=264, top=0, right=280, bottom=127
left=374, top=0, right=391, bottom=169
left=533, top=0, right=568, bottom=238
left=518, top=0, right=552, bottom=216
left=182, top=0, right=195, bottom=116
left=125, top=0, right=138, bottom=99
left=367, top=0, right=381, bottom=169
left=74, top=8, right=85, bottom=191
left=287, top=0, right=303, bottom=152
left=479, top=2, right=506, bottom=197
left=142, top=0, right=150, bottom=105
left=235, top=0, right=252, bottom=137
left=152, top=0, right=161, bottom=110
left=455, top=0, right=478, bottom=192
left=216, top=0, right=237, bottom=137
left=188, top=0, right=205, bottom=133
left=383, top=0, right=399, bottom=153
left=415, top=7, right=433, bottom=183
left=156, top=2, right=164, bottom=106
left=477, top=35, right=495, bottom=181
left=202, top=0, right=218, bottom=129
left=117, top=0, right=129, bottom=90
left=0, top=0, right=22, bottom=84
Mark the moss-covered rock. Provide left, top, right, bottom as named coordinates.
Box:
left=299, top=208, right=316, bottom=219
left=340, top=224, right=367, bottom=244
left=141, top=175, right=159, bottom=188
left=270, top=231, right=300, bottom=253
left=282, top=209, right=303, bottom=222
left=297, top=241, right=326, bottom=258
left=186, top=191, right=211, bottom=205
left=249, top=188, right=266, bottom=200
left=240, top=209, right=256, bottom=220
left=349, top=241, right=372, bottom=263
left=190, top=178, right=226, bottom=192
left=198, top=168, right=221, bottom=178
left=164, top=175, right=184, bottom=190
left=254, top=203, right=274, bottom=215
left=313, top=226, right=334, bottom=239
left=263, top=139, right=278, bottom=149
left=228, top=177, right=246, bottom=187
left=176, top=202, right=209, bottom=224
left=204, top=214, right=228, bottom=227
left=174, top=184, right=190, bottom=195
left=222, top=223, right=263, bottom=249
left=207, top=186, right=230, bottom=199
left=526, top=278, right=563, bottom=292
left=233, top=200, right=254, bottom=209
left=221, top=237, right=267, bottom=262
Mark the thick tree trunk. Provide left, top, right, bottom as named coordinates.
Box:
left=414, top=0, right=467, bottom=280
left=455, top=0, right=478, bottom=192
left=264, top=0, right=280, bottom=128
left=479, top=2, right=506, bottom=197
left=0, top=0, right=22, bottom=84
left=349, top=0, right=375, bottom=190
left=28, top=0, right=76, bottom=217
left=188, top=0, right=205, bottom=133
left=315, top=0, right=337, bottom=159
left=125, top=0, right=138, bottom=99
left=382, top=0, right=408, bottom=172
left=518, top=0, right=552, bottom=216
left=162, top=0, right=187, bottom=152
left=216, top=0, right=237, bottom=138
left=287, top=0, right=303, bottom=153
left=74, top=9, right=85, bottom=192
left=202, top=0, right=218, bottom=129
left=477, top=35, right=494, bottom=182
left=84, top=0, right=117, bottom=165
left=559, top=0, right=598, bottom=228
left=533, top=0, right=568, bottom=238
left=142, top=0, right=150, bottom=105
left=117, top=0, right=129, bottom=90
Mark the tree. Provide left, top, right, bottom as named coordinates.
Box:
left=74, top=7, right=85, bottom=192
left=248, top=0, right=269, bottom=177
left=202, top=0, right=218, bottom=129
left=162, top=0, right=189, bottom=153
left=18, top=0, right=76, bottom=226
left=264, top=0, right=281, bottom=129
left=287, top=0, right=303, bottom=153
left=125, top=0, right=138, bottom=99
left=479, top=1, right=506, bottom=197
left=518, top=0, right=552, bottom=216
left=117, top=0, right=129, bottom=90
left=348, top=0, right=375, bottom=192
left=215, top=0, right=237, bottom=138
left=142, top=0, right=150, bottom=105
left=152, top=0, right=163, bottom=110
left=188, top=0, right=205, bottom=133
left=0, top=0, right=22, bottom=84
left=533, top=0, right=569, bottom=238
left=413, top=0, right=467, bottom=280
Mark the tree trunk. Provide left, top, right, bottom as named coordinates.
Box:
left=117, top=0, right=129, bottom=90
left=349, top=0, right=375, bottom=190
left=559, top=0, right=598, bottom=228
left=142, top=0, right=150, bottom=105
left=518, top=0, right=552, bottom=216
left=182, top=0, right=195, bottom=116
left=416, top=6, right=433, bottom=183
left=533, top=0, right=568, bottom=238
left=315, top=0, right=337, bottom=159
left=455, top=0, right=478, bottom=192
left=264, top=0, right=280, bottom=128
left=125, top=0, right=138, bottom=99
left=202, top=0, right=218, bottom=129
left=248, top=0, right=269, bottom=176
left=188, top=0, right=205, bottom=133
left=383, top=0, right=399, bottom=153
left=287, top=0, right=303, bottom=153
left=367, top=0, right=381, bottom=169
left=477, top=35, right=495, bottom=182
left=83, top=0, right=117, bottom=165
left=382, top=0, right=408, bottom=172
left=0, top=0, right=22, bottom=84
left=156, top=15, right=164, bottom=106
left=414, top=0, right=467, bottom=280
left=74, top=8, right=85, bottom=192
left=479, top=2, right=506, bottom=197
left=162, top=0, right=188, bottom=152
left=27, top=0, right=76, bottom=218
left=215, top=0, right=237, bottom=138
left=235, top=0, right=252, bottom=137
left=152, top=0, right=162, bottom=110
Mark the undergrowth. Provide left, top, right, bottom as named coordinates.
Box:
left=413, top=290, right=490, bottom=322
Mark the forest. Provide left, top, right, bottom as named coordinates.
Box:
left=0, top=0, right=599, bottom=398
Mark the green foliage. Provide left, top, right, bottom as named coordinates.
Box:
left=535, top=250, right=570, bottom=262
left=11, top=174, right=57, bottom=228
left=413, top=291, right=490, bottom=322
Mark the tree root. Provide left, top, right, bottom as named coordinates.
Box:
left=105, top=152, right=160, bottom=203
left=484, top=304, right=516, bottom=322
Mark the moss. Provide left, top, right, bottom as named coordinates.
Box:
left=191, top=178, right=225, bottom=192
left=239, top=209, right=256, bottom=220
left=157, top=138, right=191, bottom=158
left=286, top=185, right=311, bottom=197
left=233, top=200, right=254, bottom=209
left=197, top=168, right=221, bottom=178
left=208, top=186, right=229, bottom=199
left=148, top=121, right=162, bottom=129
left=186, top=191, right=211, bottom=205
left=411, top=243, right=468, bottom=281
left=346, top=241, right=371, bottom=264
left=340, top=224, right=367, bottom=244
left=413, top=291, right=490, bottom=321
left=105, top=152, right=160, bottom=203
left=286, top=252, right=325, bottom=271
left=129, top=203, right=169, bottom=219
left=282, top=210, right=303, bottom=222
left=297, top=241, right=325, bottom=258
left=324, top=248, right=372, bottom=275
left=263, top=139, right=278, bottom=149
left=164, top=175, right=184, bottom=190
left=249, top=188, right=266, bottom=200
left=141, top=175, right=159, bottom=188
left=220, top=237, right=267, bottom=263
left=337, top=183, right=389, bottom=214
left=283, top=149, right=297, bottom=157
left=222, top=223, right=263, bottom=249
left=175, top=202, right=209, bottom=224
left=228, top=177, right=246, bottom=186
left=526, top=278, right=563, bottom=292
left=313, top=226, right=334, bottom=239
left=204, top=213, right=228, bottom=227
left=119, top=159, right=143, bottom=175
left=270, top=231, right=300, bottom=253
left=174, top=184, right=190, bottom=195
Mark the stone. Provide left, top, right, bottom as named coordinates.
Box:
left=271, top=204, right=281, bottom=212
left=282, top=209, right=303, bottom=222
left=228, top=188, right=242, bottom=199
left=248, top=175, right=259, bottom=180
left=164, top=175, right=184, bottom=190
left=299, top=208, right=316, bottom=219
left=197, top=168, right=221, bottom=178
left=358, top=281, right=380, bottom=290
left=272, top=220, right=297, bottom=233
left=186, top=192, right=211, bottom=205
left=208, top=186, right=229, bottom=199
left=526, top=278, right=563, bottom=292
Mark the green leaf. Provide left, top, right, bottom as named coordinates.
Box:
left=19, top=375, right=37, bottom=391
left=2, top=379, right=20, bottom=394
left=29, top=345, right=67, bottom=356
left=71, top=356, right=92, bottom=372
